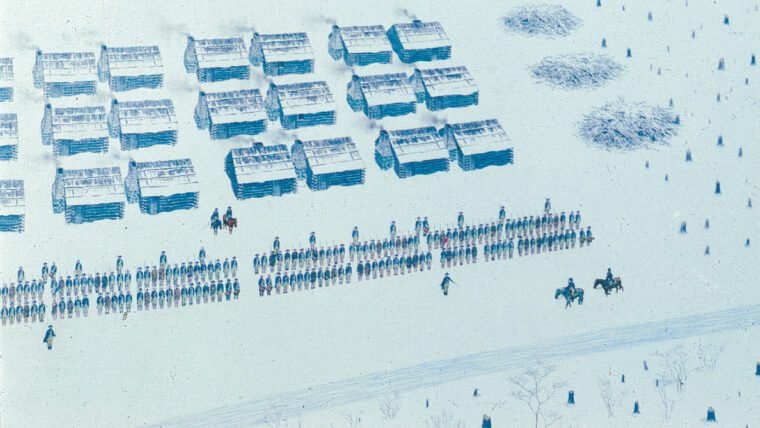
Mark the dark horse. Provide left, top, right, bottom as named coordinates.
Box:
left=223, top=214, right=237, bottom=234
left=211, top=218, right=222, bottom=235
left=555, top=287, right=584, bottom=308
left=594, top=277, right=623, bottom=295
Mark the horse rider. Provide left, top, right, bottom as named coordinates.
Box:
left=566, top=278, right=577, bottom=297
left=211, top=208, right=220, bottom=224
left=605, top=268, right=614, bottom=283
left=225, top=206, right=233, bottom=220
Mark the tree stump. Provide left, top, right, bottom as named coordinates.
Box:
left=706, top=407, right=716, bottom=422
left=482, top=415, right=492, bottom=428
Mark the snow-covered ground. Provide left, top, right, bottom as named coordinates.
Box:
left=0, top=0, right=758, bottom=426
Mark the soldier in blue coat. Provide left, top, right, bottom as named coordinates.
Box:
left=50, top=262, right=58, bottom=279
left=231, top=257, right=238, bottom=277
left=199, top=247, right=206, bottom=264
left=441, top=273, right=454, bottom=296
left=17, top=266, right=24, bottom=284
left=390, top=221, right=397, bottom=240
left=223, top=258, right=230, bottom=278
left=41, top=263, right=49, bottom=283
left=352, top=227, right=360, bottom=245
left=116, top=255, right=124, bottom=274
left=160, top=251, right=167, bottom=268
left=75, top=260, right=82, bottom=276
left=43, top=325, right=56, bottom=350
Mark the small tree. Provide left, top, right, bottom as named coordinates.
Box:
left=656, top=381, right=676, bottom=421
left=695, top=341, right=724, bottom=371
left=426, top=409, right=465, bottom=428
left=379, top=394, right=401, bottom=421
left=599, top=378, right=618, bottom=418
left=342, top=411, right=363, bottom=428
left=510, top=364, right=565, bottom=428
left=658, top=346, right=691, bottom=393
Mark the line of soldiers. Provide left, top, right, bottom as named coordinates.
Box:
left=2, top=248, right=242, bottom=327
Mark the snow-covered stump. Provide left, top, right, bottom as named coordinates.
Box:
left=752, top=54, right=756, bottom=66
left=717, top=135, right=723, bottom=146
left=502, top=4, right=581, bottom=38
left=567, top=390, right=575, bottom=404
left=679, top=222, right=687, bottom=233
left=715, top=181, right=721, bottom=194
left=482, top=414, right=491, bottom=428
left=755, top=362, right=760, bottom=375
left=706, top=407, right=716, bottom=422
left=633, top=401, right=640, bottom=414
left=685, top=150, right=692, bottom=161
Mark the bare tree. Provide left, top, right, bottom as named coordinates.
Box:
left=656, top=380, right=676, bottom=421
left=598, top=377, right=618, bottom=418
left=264, top=403, right=287, bottom=428
left=695, top=341, right=724, bottom=371
left=658, top=346, right=691, bottom=393
left=379, top=394, right=400, bottom=420
left=426, top=409, right=465, bottom=428
left=342, top=411, right=362, bottom=428
left=510, top=364, right=565, bottom=428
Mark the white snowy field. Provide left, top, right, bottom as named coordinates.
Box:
left=288, top=327, right=760, bottom=428
left=0, top=0, right=758, bottom=426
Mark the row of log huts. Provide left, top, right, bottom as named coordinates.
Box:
left=40, top=99, right=178, bottom=157
left=226, top=119, right=512, bottom=199
left=0, top=59, right=21, bottom=231
left=374, top=120, right=513, bottom=177
left=51, top=159, right=200, bottom=224
left=22, top=19, right=451, bottom=100
left=21, top=63, right=479, bottom=160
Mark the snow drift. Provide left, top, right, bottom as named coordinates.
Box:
left=502, top=4, right=581, bottom=38
left=579, top=99, right=679, bottom=150
left=530, top=53, right=623, bottom=89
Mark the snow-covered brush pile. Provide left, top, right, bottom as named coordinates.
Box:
left=502, top=4, right=581, bottom=38
left=531, top=53, right=624, bottom=89
left=579, top=99, right=679, bottom=150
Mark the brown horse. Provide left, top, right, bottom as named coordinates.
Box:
left=223, top=214, right=237, bottom=234
left=594, top=277, right=623, bottom=295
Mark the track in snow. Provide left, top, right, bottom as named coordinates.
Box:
left=159, top=304, right=760, bottom=427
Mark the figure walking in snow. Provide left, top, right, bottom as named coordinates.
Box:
left=43, top=325, right=56, bottom=350
left=544, top=198, right=551, bottom=215
left=440, top=273, right=455, bottom=296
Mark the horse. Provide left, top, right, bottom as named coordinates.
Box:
left=223, top=215, right=237, bottom=234
left=211, top=218, right=222, bottom=235
left=555, top=287, right=584, bottom=308
left=594, top=277, right=623, bottom=295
